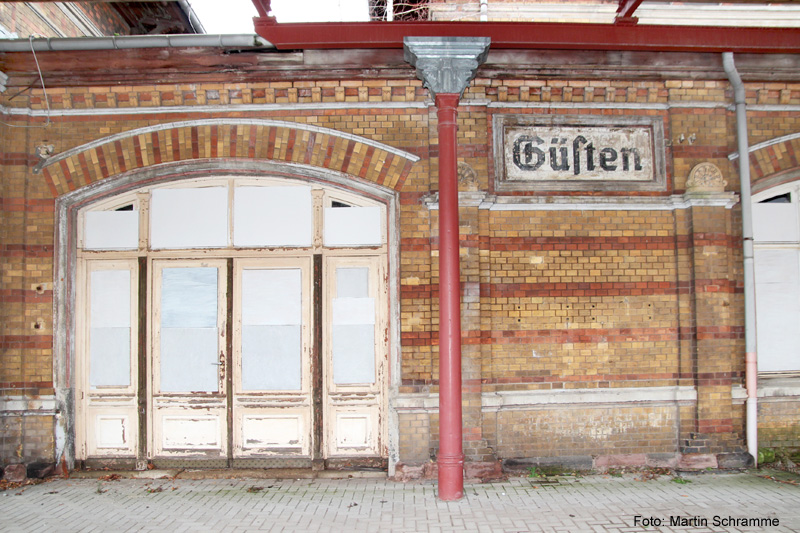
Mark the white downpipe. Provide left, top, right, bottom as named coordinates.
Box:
left=387, top=0, right=394, bottom=21
left=723, top=51, right=758, bottom=467
left=480, top=0, right=489, bottom=21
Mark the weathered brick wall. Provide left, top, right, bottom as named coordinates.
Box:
left=495, top=404, right=679, bottom=457
left=0, top=415, right=54, bottom=465
left=0, top=3, right=127, bottom=38
left=759, top=400, right=800, bottom=450
left=0, top=65, right=798, bottom=470
left=396, top=76, right=797, bottom=466
left=71, top=3, right=129, bottom=36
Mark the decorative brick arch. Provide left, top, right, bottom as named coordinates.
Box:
left=35, top=119, right=420, bottom=197
left=732, top=132, right=800, bottom=185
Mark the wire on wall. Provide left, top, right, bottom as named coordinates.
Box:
left=29, top=33, right=52, bottom=127
left=0, top=34, right=52, bottom=128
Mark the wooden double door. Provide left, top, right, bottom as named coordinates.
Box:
left=79, top=254, right=387, bottom=468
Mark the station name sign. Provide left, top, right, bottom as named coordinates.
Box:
left=493, top=115, right=665, bottom=192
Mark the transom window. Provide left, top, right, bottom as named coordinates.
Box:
left=80, top=177, right=386, bottom=252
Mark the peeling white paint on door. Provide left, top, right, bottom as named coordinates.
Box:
left=76, top=177, right=389, bottom=466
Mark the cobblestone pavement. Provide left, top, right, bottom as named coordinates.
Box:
left=2, top=470, right=799, bottom=532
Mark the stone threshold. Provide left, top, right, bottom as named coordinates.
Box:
left=71, top=468, right=387, bottom=480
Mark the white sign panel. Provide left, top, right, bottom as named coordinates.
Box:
left=494, top=115, right=665, bottom=192
left=506, top=127, right=653, bottom=182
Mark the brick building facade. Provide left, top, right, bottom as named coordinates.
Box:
left=0, top=2, right=196, bottom=39
left=1, top=11, right=799, bottom=478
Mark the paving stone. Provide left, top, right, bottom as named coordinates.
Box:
left=1, top=471, right=799, bottom=532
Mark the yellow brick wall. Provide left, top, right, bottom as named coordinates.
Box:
left=759, top=400, right=800, bottom=450
left=495, top=405, right=678, bottom=457
left=1, top=71, right=798, bottom=468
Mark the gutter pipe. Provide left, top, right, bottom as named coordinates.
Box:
left=723, top=51, right=758, bottom=467
left=0, top=34, right=271, bottom=52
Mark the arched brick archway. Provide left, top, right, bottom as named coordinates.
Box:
left=36, top=119, right=419, bottom=197
left=49, top=121, right=419, bottom=471
left=733, top=132, right=800, bottom=187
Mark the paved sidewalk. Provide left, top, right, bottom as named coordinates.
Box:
left=2, top=470, right=799, bottom=532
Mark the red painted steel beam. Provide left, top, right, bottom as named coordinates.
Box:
left=251, top=0, right=271, bottom=18
left=253, top=20, right=800, bottom=54
left=434, top=92, right=464, bottom=502
left=616, top=0, right=644, bottom=19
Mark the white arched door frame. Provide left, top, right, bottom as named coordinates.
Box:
left=53, top=160, right=401, bottom=471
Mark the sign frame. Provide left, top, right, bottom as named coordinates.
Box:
left=493, top=114, right=666, bottom=192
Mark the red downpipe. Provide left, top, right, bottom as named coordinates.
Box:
left=435, top=92, right=464, bottom=501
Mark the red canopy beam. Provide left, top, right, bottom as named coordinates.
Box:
left=251, top=0, right=271, bottom=18
left=254, top=20, right=800, bottom=54
left=615, top=0, right=644, bottom=24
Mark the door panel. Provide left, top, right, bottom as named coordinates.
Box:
left=81, top=260, right=139, bottom=459
left=158, top=412, right=224, bottom=450
left=238, top=411, right=309, bottom=452
left=232, top=258, right=312, bottom=458
left=324, top=256, right=387, bottom=458
left=151, top=260, right=228, bottom=458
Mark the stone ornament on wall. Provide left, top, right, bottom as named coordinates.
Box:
left=686, top=162, right=727, bottom=193
left=35, top=144, right=55, bottom=164
left=457, top=161, right=479, bottom=191
left=403, top=37, right=491, bottom=97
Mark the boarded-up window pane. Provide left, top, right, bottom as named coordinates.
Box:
left=160, top=267, right=219, bottom=392
left=90, top=327, right=130, bottom=387
left=234, top=186, right=312, bottom=247
left=242, top=269, right=301, bottom=326
left=753, top=203, right=799, bottom=243
left=332, top=266, right=375, bottom=384
left=242, top=325, right=301, bottom=390
left=336, top=268, right=369, bottom=298
left=91, top=270, right=131, bottom=327
left=151, top=187, right=228, bottom=249
left=85, top=211, right=139, bottom=251
left=89, top=270, right=131, bottom=387
left=161, top=268, right=218, bottom=328
left=332, top=298, right=375, bottom=325
left=755, top=249, right=800, bottom=372
left=324, top=206, right=382, bottom=247
left=241, top=269, right=302, bottom=391
left=332, top=324, right=375, bottom=384
left=160, top=328, right=219, bottom=392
